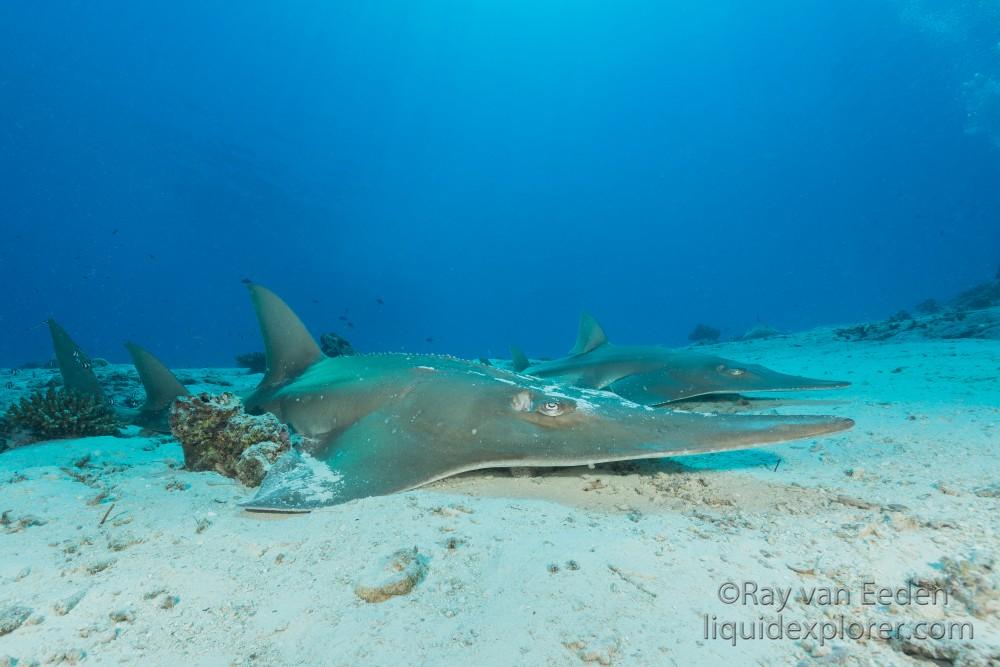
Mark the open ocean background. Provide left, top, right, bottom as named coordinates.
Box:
left=1, top=1, right=998, bottom=367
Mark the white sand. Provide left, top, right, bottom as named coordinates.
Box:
left=1, top=330, right=998, bottom=666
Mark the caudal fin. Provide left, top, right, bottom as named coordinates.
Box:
left=47, top=319, right=104, bottom=399
left=125, top=342, right=189, bottom=413
left=245, top=283, right=323, bottom=403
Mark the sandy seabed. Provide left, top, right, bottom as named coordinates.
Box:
left=1, top=329, right=998, bottom=666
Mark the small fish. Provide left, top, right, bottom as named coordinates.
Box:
left=376, top=297, right=384, bottom=305
left=346, top=322, right=355, bottom=328
left=338, top=315, right=348, bottom=321
left=112, top=229, right=119, bottom=235
left=312, top=299, right=320, bottom=304
left=425, top=337, right=434, bottom=343
left=241, top=277, right=253, bottom=285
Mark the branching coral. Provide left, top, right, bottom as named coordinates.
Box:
left=169, top=392, right=291, bottom=486
left=2, top=388, right=119, bottom=444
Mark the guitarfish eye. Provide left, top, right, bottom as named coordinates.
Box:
left=539, top=401, right=564, bottom=416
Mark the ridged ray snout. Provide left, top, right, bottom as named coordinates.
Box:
left=603, top=410, right=855, bottom=459
left=740, top=365, right=850, bottom=393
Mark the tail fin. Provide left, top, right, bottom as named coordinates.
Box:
left=246, top=283, right=323, bottom=393
left=125, top=342, right=189, bottom=414
left=569, top=312, right=608, bottom=356
left=510, top=346, right=530, bottom=372
left=47, top=319, right=104, bottom=399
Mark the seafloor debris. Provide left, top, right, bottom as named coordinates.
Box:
left=836, top=310, right=917, bottom=342
left=953, top=271, right=1000, bottom=311
left=892, top=636, right=1000, bottom=667
left=1, top=387, right=119, bottom=445
left=169, top=392, right=290, bottom=486
left=839, top=272, right=1000, bottom=342
left=974, top=484, right=1000, bottom=498
left=0, top=605, right=33, bottom=636
left=910, top=553, right=998, bottom=619
left=47, top=648, right=88, bottom=665
left=1, top=510, right=47, bottom=534
left=108, top=608, right=136, bottom=623
left=354, top=547, right=429, bottom=603
left=836, top=306, right=1000, bottom=342
left=84, top=559, right=115, bottom=575
left=563, top=635, right=621, bottom=666
left=53, top=590, right=86, bottom=616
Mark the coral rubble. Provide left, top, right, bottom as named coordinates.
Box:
left=838, top=272, right=1000, bottom=342
left=837, top=306, right=1000, bottom=342
left=953, top=274, right=1000, bottom=312
left=911, top=553, right=999, bottom=619
left=169, top=392, right=291, bottom=486
left=354, top=548, right=429, bottom=603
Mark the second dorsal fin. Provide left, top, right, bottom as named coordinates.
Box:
left=125, top=342, right=189, bottom=413
left=569, top=312, right=608, bottom=356
left=247, top=283, right=323, bottom=391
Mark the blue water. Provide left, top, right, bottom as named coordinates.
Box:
left=1, top=1, right=998, bottom=367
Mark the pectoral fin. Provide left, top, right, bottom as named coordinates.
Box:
left=244, top=410, right=474, bottom=512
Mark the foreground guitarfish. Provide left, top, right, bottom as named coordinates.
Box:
left=242, top=285, right=853, bottom=512
left=510, top=313, right=848, bottom=405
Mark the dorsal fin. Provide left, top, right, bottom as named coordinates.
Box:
left=510, top=346, right=530, bottom=372
left=569, top=312, right=608, bottom=356
left=47, top=319, right=104, bottom=398
left=125, top=342, right=189, bottom=413
left=247, top=283, right=323, bottom=390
